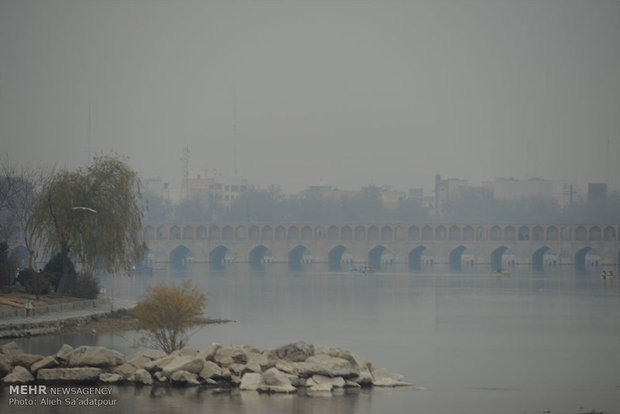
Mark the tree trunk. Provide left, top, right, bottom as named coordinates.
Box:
left=55, top=243, right=70, bottom=297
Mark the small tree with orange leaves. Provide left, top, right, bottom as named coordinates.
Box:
left=133, top=281, right=207, bottom=353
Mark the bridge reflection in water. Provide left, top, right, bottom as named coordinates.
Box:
left=136, top=222, right=620, bottom=271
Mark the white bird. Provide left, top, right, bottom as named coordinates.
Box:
left=72, top=206, right=97, bottom=213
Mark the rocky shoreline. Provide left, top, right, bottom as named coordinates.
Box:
left=1, top=341, right=411, bottom=393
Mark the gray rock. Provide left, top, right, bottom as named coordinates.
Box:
left=310, top=375, right=346, bottom=388
left=199, top=343, right=221, bottom=361
left=30, top=356, right=59, bottom=373
left=371, top=368, right=411, bottom=387
left=55, top=344, right=74, bottom=362
left=301, top=354, right=359, bottom=378
left=37, top=367, right=102, bottom=382
left=127, top=355, right=152, bottom=369
left=262, top=367, right=293, bottom=387
left=67, top=346, right=126, bottom=368
left=275, top=360, right=299, bottom=375
left=154, top=371, right=168, bottom=382
left=140, top=349, right=167, bottom=360
left=113, top=363, right=138, bottom=379
left=245, top=360, right=263, bottom=373
left=170, top=370, right=200, bottom=385
left=198, top=361, right=222, bottom=380
left=12, top=353, right=43, bottom=368
left=239, top=373, right=263, bottom=391
left=132, top=368, right=153, bottom=385
left=308, top=382, right=333, bottom=392
left=177, top=346, right=200, bottom=357
left=2, top=366, right=34, bottom=383
left=228, top=363, right=246, bottom=376
left=214, top=345, right=248, bottom=367
left=144, top=355, right=176, bottom=373
left=99, top=373, right=123, bottom=383
left=273, top=341, right=315, bottom=362
left=161, top=355, right=204, bottom=375
left=258, top=384, right=296, bottom=393
left=0, top=354, right=11, bottom=377
left=0, top=342, right=23, bottom=360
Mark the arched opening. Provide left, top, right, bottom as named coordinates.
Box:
left=328, top=245, right=352, bottom=271
left=575, top=226, right=586, bottom=241
left=170, top=225, right=181, bottom=240
left=449, top=246, right=474, bottom=270
left=490, top=246, right=515, bottom=271
left=182, top=225, right=194, bottom=240
left=289, top=245, right=312, bottom=270
left=315, top=226, right=325, bottom=240
left=9, top=246, right=29, bottom=269
left=368, top=246, right=393, bottom=269
left=355, top=226, right=366, bottom=240
left=287, top=226, right=299, bottom=240
left=603, top=226, right=616, bottom=241
left=435, top=225, right=446, bottom=240
left=275, top=226, right=286, bottom=241
left=170, top=245, right=191, bottom=268
left=532, top=246, right=559, bottom=270
left=235, top=225, right=246, bottom=240
left=261, top=225, right=273, bottom=241
left=408, top=225, right=419, bottom=241
left=196, top=225, right=207, bottom=240
left=588, top=226, right=601, bottom=241
left=249, top=245, right=273, bottom=269
left=249, top=226, right=260, bottom=241
left=328, top=225, right=339, bottom=240
left=532, top=226, right=544, bottom=241
left=157, top=225, right=166, bottom=240
left=341, top=225, right=353, bottom=240
left=395, top=226, right=406, bottom=241
left=518, top=226, right=530, bottom=240
left=575, top=247, right=600, bottom=270
left=546, top=226, right=558, bottom=241
left=490, top=226, right=502, bottom=241
left=409, top=246, right=432, bottom=269
left=209, top=246, right=233, bottom=269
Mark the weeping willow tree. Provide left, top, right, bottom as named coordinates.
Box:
left=32, top=155, right=144, bottom=296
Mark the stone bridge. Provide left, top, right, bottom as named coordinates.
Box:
left=141, top=222, right=620, bottom=270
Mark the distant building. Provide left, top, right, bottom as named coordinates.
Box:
left=434, top=174, right=469, bottom=216
left=184, top=168, right=249, bottom=209
left=143, top=176, right=178, bottom=202
left=482, top=177, right=571, bottom=206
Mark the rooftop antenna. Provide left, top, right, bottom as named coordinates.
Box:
left=233, top=90, right=238, bottom=176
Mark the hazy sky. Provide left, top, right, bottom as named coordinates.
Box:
left=1, top=0, right=619, bottom=193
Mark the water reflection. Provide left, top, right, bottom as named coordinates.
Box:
left=2, top=263, right=619, bottom=414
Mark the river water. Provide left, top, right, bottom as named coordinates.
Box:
left=3, top=263, right=620, bottom=414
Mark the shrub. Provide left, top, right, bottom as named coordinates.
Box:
left=67, top=271, right=100, bottom=299
left=133, top=281, right=207, bottom=353
left=17, top=268, right=51, bottom=298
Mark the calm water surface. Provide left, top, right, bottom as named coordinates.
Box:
left=3, top=263, right=619, bottom=414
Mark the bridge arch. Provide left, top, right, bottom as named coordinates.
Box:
left=490, top=226, right=502, bottom=241
left=504, top=226, right=516, bottom=241
left=368, top=245, right=393, bottom=269
left=249, top=245, right=272, bottom=268
left=328, top=245, right=352, bottom=270
left=197, top=225, right=207, bottom=240
left=409, top=246, right=432, bottom=269
left=589, top=226, right=601, bottom=241
left=355, top=226, right=366, bottom=240
left=575, top=226, right=587, bottom=241
left=289, top=245, right=312, bottom=269
left=575, top=246, right=600, bottom=270
left=449, top=246, right=466, bottom=270
left=395, top=226, right=406, bottom=241
left=421, top=226, right=433, bottom=241
left=381, top=226, right=393, bottom=241
left=261, top=225, right=273, bottom=241
left=546, top=226, right=558, bottom=241
left=408, top=225, right=419, bottom=241
left=532, top=246, right=558, bottom=269
left=301, top=226, right=312, bottom=241
left=209, top=225, right=220, bottom=240
left=463, top=226, right=474, bottom=241
left=490, top=246, right=515, bottom=270
left=209, top=246, right=233, bottom=268
left=532, top=226, right=544, bottom=241
left=448, top=225, right=460, bottom=241
left=435, top=225, right=446, bottom=240
left=249, top=225, right=259, bottom=241
left=603, top=226, right=616, bottom=241
left=235, top=225, right=247, bottom=240
left=368, top=226, right=379, bottom=241
left=157, top=225, right=167, bottom=240
left=518, top=226, right=530, bottom=240
left=170, top=245, right=191, bottom=268
left=328, top=225, right=339, bottom=240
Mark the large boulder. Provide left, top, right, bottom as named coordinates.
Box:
left=2, top=366, right=34, bottom=383
left=12, top=353, right=43, bottom=368
left=199, top=343, right=221, bottom=361
left=0, top=354, right=11, bottom=377
left=30, top=356, right=59, bottom=374
left=0, top=342, right=23, bottom=360
left=198, top=361, right=222, bottom=380
left=144, top=355, right=176, bottom=373
left=54, top=344, right=74, bottom=362
left=132, top=368, right=153, bottom=385
left=300, top=354, right=359, bottom=378
left=259, top=367, right=296, bottom=393
left=99, top=373, right=123, bottom=383
left=371, top=368, right=411, bottom=387
left=162, top=355, right=204, bottom=376
left=37, top=367, right=102, bottom=382
left=239, top=373, right=263, bottom=391
left=214, top=345, right=248, bottom=367
left=113, top=363, right=138, bottom=379
left=273, top=341, right=315, bottom=362
left=308, top=375, right=346, bottom=388
left=170, top=370, right=200, bottom=385
left=67, top=346, right=125, bottom=368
